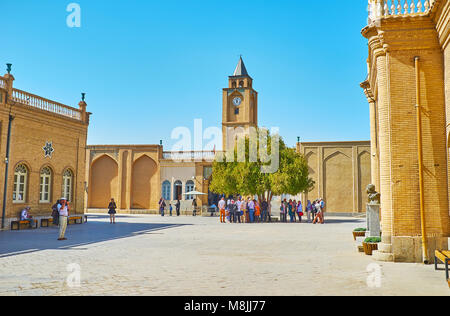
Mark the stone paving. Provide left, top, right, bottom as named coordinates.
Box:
left=0, top=214, right=448, bottom=296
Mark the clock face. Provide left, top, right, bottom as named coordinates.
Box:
left=232, top=97, right=242, bottom=106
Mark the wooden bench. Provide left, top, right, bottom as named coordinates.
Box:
left=40, top=217, right=56, bottom=227
left=41, top=215, right=87, bottom=227
left=11, top=219, right=38, bottom=230
left=68, top=216, right=84, bottom=225
left=435, top=250, right=449, bottom=284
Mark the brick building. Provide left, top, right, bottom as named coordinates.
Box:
left=86, top=58, right=371, bottom=216
left=361, top=0, right=450, bottom=262
left=0, top=67, right=90, bottom=229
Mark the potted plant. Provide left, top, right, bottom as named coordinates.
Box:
left=353, top=228, right=367, bottom=241
left=362, top=237, right=381, bottom=255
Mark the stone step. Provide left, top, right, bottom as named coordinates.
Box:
left=373, top=250, right=394, bottom=262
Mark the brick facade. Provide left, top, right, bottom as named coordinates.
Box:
left=0, top=72, right=90, bottom=229
left=361, top=0, right=450, bottom=262
left=297, top=141, right=371, bottom=214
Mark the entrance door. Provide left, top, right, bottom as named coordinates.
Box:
left=174, top=181, right=182, bottom=200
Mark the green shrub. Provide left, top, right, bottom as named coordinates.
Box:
left=364, top=237, right=381, bottom=243
left=353, top=228, right=367, bottom=232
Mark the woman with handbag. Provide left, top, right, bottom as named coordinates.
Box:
left=108, top=198, right=117, bottom=224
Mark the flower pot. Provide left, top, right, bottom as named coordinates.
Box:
left=363, top=242, right=378, bottom=256
left=353, top=231, right=366, bottom=241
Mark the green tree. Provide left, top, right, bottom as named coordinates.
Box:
left=209, top=129, right=313, bottom=203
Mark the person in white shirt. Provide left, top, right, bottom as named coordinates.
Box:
left=218, top=197, right=226, bottom=223
left=57, top=198, right=70, bottom=240
left=20, top=207, right=35, bottom=228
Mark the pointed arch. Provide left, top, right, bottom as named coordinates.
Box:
left=358, top=151, right=371, bottom=211
left=323, top=151, right=352, bottom=213
left=324, top=150, right=351, bottom=162
left=131, top=155, right=157, bottom=209
left=88, top=154, right=119, bottom=208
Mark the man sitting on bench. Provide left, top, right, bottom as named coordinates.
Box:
left=20, top=207, right=35, bottom=229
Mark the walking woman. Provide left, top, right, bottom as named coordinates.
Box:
left=108, top=198, right=117, bottom=224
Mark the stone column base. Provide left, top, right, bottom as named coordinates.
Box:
left=373, top=235, right=448, bottom=263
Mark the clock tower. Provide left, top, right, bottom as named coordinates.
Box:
left=222, top=57, right=258, bottom=151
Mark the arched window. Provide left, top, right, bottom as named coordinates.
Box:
left=39, top=167, right=52, bottom=203
left=239, top=81, right=244, bottom=88
left=162, top=181, right=171, bottom=200
left=232, top=81, right=237, bottom=88
left=62, top=169, right=73, bottom=202
left=13, top=164, right=28, bottom=203
left=185, top=180, right=195, bottom=200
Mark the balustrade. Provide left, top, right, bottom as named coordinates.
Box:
left=368, top=0, right=435, bottom=22
left=11, top=88, right=82, bottom=120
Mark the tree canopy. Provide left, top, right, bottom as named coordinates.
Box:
left=209, top=129, right=314, bottom=202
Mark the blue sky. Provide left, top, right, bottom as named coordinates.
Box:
left=0, top=0, right=370, bottom=149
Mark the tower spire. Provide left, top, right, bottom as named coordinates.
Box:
left=233, top=56, right=249, bottom=77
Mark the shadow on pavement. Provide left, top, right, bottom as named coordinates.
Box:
left=0, top=215, right=189, bottom=258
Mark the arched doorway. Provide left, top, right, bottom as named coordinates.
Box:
left=174, top=180, right=182, bottom=200
left=89, top=155, right=119, bottom=208
left=131, top=155, right=157, bottom=209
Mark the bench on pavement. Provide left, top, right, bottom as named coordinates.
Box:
left=40, top=217, right=57, bottom=227
left=41, top=215, right=87, bottom=227
left=435, top=250, right=449, bottom=286
left=207, top=207, right=218, bottom=217
left=11, top=219, right=38, bottom=230
left=68, top=216, right=83, bottom=225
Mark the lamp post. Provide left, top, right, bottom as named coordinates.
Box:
left=2, top=64, right=14, bottom=229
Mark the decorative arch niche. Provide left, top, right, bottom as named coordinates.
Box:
left=131, top=155, right=157, bottom=209
left=88, top=155, right=119, bottom=208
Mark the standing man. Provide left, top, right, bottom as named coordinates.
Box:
left=57, top=198, right=70, bottom=241
left=176, top=199, right=181, bottom=217
left=261, top=199, right=268, bottom=223
left=192, top=198, right=197, bottom=216
left=248, top=198, right=255, bottom=223
left=218, top=197, right=226, bottom=223
left=230, top=200, right=240, bottom=223
left=235, top=197, right=242, bottom=224
left=159, top=197, right=166, bottom=216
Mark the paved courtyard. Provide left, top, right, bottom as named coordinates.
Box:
left=0, top=214, right=448, bottom=296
